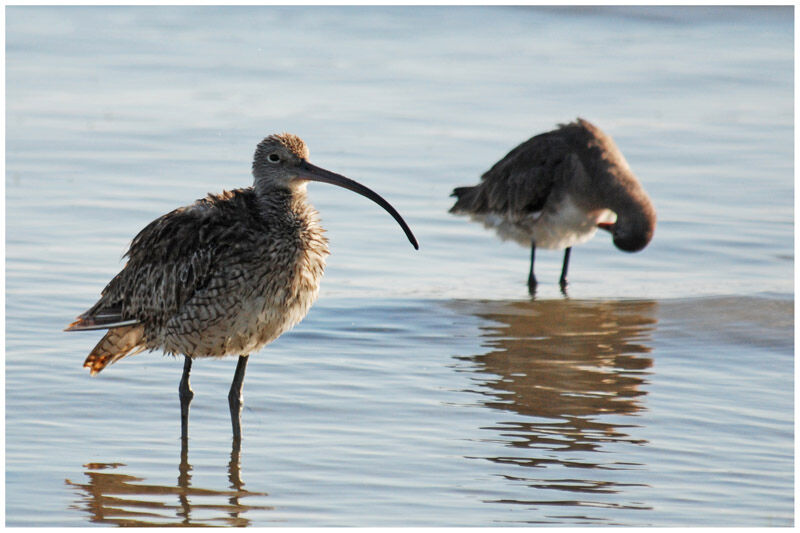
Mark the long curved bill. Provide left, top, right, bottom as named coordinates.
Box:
left=297, top=160, right=419, bottom=250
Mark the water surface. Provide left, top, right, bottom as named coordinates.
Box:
left=6, top=6, right=793, bottom=526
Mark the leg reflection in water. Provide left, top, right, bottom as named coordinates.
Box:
left=66, top=437, right=270, bottom=526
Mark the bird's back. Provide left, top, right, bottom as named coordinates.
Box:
left=450, top=124, right=572, bottom=218
left=450, top=119, right=620, bottom=216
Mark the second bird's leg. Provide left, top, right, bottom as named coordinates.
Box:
left=179, top=355, right=194, bottom=441
left=559, top=247, right=572, bottom=292
left=527, top=242, right=537, bottom=295
left=228, top=354, right=249, bottom=441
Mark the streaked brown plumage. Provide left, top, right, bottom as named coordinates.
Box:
left=450, top=118, right=656, bottom=294
left=66, top=133, right=418, bottom=439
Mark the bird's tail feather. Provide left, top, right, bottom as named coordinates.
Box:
left=449, top=185, right=485, bottom=214
left=83, top=325, right=146, bottom=375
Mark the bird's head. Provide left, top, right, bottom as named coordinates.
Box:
left=252, top=133, right=311, bottom=189
left=599, top=205, right=656, bottom=253
left=252, top=133, right=419, bottom=250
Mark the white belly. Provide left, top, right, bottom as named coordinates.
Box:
left=471, top=196, right=616, bottom=250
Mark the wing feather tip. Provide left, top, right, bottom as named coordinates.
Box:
left=65, top=318, right=140, bottom=332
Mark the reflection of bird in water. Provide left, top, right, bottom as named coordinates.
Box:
left=455, top=298, right=656, bottom=513
left=66, top=439, right=269, bottom=526
left=450, top=119, right=656, bottom=294
left=65, top=134, right=418, bottom=441
left=466, top=299, right=655, bottom=422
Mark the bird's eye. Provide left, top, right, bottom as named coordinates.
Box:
left=267, top=153, right=281, bottom=163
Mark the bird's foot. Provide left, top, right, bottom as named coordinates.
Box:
left=527, top=277, right=538, bottom=297
left=559, top=277, right=569, bottom=297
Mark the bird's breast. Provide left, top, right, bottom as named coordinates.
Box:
left=241, top=216, right=329, bottom=353
left=159, top=209, right=330, bottom=359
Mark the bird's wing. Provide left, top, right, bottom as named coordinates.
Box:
left=451, top=133, right=576, bottom=217
left=67, top=192, right=248, bottom=331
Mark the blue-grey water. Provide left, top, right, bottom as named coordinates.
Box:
left=6, top=6, right=793, bottom=526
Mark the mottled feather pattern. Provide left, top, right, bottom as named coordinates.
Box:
left=266, top=133, right=310, bottom=160
left=74, top=185, right=329, bottom=368
left=83, top=325, right=146, bottom=375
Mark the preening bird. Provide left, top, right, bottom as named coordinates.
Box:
left=449, top=118, right=655, bottom=294
left=66, top=133, right=419, bottom=440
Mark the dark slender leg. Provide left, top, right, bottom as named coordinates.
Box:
left=527, top=241, right=537, bottom=295
left=559, top=247, right=572, bottom=292
left=228, top=436, right=243, bottom=492
left=179, top=356, right=194, bottom=441
left=228, top=355, right=249, bottom=441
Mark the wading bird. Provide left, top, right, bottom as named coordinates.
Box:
left=66, top=133, right=419, bottom=440
left=449, top=118, right=655, bottom=295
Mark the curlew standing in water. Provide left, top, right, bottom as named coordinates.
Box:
left=66, top=133, right=419, bottom=440
left=449, top=118, right=656, bottom=295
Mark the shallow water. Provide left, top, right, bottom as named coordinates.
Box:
left=5, top=5, right=794, bottom=526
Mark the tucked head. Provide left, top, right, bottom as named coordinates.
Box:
left=600, top=200, right=656, bottom=253
left=250, top=133, right=419, bottom=250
